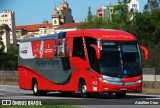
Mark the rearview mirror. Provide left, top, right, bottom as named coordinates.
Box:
left=90, top=44, right=100, bottom=59
left=140, top=46, right=149, bottom=60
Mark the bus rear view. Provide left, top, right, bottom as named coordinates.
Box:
left=18, top=29, right=149, bottom=98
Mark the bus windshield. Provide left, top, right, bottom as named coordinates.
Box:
left=100, top=41, right=141, bottom=77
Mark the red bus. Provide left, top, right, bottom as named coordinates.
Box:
left=18, top=29, right=149, bottom=98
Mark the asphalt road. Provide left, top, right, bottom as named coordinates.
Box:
left=0, top=85, right=160, bottom=108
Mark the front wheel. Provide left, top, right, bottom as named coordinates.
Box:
left=115, top=92, right=126, bottom=98
left=80, top=82, right=91, bottom=98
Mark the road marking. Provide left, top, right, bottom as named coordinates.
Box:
left=145, top=98, right=160, bottom=100
left=128, top=93, right=160, bottom=97
left=0, top=94, right=5, bottom=96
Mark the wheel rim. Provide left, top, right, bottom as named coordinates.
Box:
left=33, top=83, right=38, bottom=93
left=82, top=84, right=86, bottom=94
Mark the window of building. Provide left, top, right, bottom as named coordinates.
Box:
left=5, top=14, right=7, bottom=17
left=1, top=15, right=4, bottom=17
left=99, top=14, right=102, bottom=17
left=54, top=20, right=57, bottom=25
left=132, top=4, right=137, bottom=11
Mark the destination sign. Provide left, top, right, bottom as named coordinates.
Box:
left=103, top=42, right=118, bottom=46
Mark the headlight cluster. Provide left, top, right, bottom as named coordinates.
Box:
left=98, top=77, right=142, bottom=85
left=97, top=77, right=109, bottom=83
left=136, top=80, right=142, bottom=84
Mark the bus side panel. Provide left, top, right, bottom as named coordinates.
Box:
left=18, top=58, right=94, bottom=92
left=28, top=57, right=92, bottom=92
left=18, top=67, right=32, bottom=90
left=69, top=57, right=94, bottom=92
left=18, top=37, right=94, bottom=92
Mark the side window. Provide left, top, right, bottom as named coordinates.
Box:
left=72, top=37, right=85, bottom=60
left=85, top=37, right=99, bottom=72
left=54, top=38, right=71, bottom=71
left=54, top=39, right=70, bottom=57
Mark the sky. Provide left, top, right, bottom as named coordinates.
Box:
left=0, top=0, right=147, bottom=26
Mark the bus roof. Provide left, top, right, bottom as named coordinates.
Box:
left=20, top=32, right=66, bottom=43
left=20, top=29, right=137, bottom=43
left=66, top=29, right=137, bottom=41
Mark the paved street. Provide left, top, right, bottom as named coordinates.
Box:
left=0, top=85, right=160, bottom=108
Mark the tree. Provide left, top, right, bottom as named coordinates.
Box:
left=144, top=0, right=160, bottom=12
left=0, top=45, right=18, bottom=70
left=0, top=24, right=10, bottom=53
left=0, top=41, right=5, bottom=53
left=112, top=0, right=133, bottom=31
left=5, top=45, right=18, bottom=70
left=87, top=6, right=93, bottom=22
left=0, top=26, right=5, bottom=52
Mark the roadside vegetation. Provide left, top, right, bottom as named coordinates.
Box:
left=78, top=0, right=160, bottom=74
left=0, top=45, right=18, bottom=71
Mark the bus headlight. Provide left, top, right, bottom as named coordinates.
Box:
left=97, top=77, right=109, bottom=83
left=136, top=80, right=142, bottom=84
left=97, top=77, right=103, bottom=82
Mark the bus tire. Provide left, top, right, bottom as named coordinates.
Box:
left=32, top=80, right=41, bottom=96
left=115, top=92, right=126, bottom=98
left=80, top=81, right=91, bottom=98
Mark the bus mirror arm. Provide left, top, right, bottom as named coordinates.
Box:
left=90, top=44, right=101, bottom=59
left=140, top=46, right=149, bottom=60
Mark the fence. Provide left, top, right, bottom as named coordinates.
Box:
left=142, top=68, right=160, bottom=81
left=0, top=68, right=160, bottom=81
left=0, top=70, right=18, bottom=76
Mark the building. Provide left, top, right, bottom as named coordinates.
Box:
left=96, top=6, right=106, bottom=20
left=16, top=21, right=52, bottom=39
left=128, top=0, right=139, bottom=12
left=51, top=0, right=74, bottom=26
left=16, top=0, right=76, bottom=39
left=0, top=10, right=16, bottom=45
left=0, top=24, right=10, bottom=52
left=50, top=23, right=80, bottom=34
left=97, top=3, right=118, bottom=21
left=97, top=0, right=139, bottom=21
left=106, top=3, right=120, bottom=21
left=16, top=22, right=80, bottom=39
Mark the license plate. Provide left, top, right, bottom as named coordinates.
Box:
left=120, top=88, right=127, bottom=91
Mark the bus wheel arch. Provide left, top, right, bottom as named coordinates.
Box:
left=78, top=78, right=91, bottom=98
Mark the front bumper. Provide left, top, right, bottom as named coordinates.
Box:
left=97, top=81, right=142, bottom=93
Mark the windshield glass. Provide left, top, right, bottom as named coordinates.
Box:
left=100, top=41, right=141, bottom=77
left=121, top=42, right=141, bottom=76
